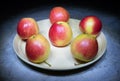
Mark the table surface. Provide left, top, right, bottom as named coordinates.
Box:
left=0, top=1, right=120, bottom=81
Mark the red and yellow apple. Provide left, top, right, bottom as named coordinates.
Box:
left=49, top=6, right=70, bottom=24
left=17, top=18, right=39, bottom=40
left=71, top=34, right=98, bottom=62
left=26, top=34, right=50, bottom=63
left=79, top=16, right=102, bottom=37
left=49, top=21, right=73, bottom=47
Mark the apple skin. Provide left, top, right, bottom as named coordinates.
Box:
left=49, top=6, right=70, bottom=24
left=17, top=18, right=39, bottom=40
left=79, top=16, right=102, bottom=37
left=71, top=34, right=98, bottom=62
left=49, top=21, right=73, bottom=47
left=26, top=34, right=50, bottom=63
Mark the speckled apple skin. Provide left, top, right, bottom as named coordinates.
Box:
left=26, top=34, right=50, bottom=63
left=71, top=34, right=98, bottom=62
left=49, top=7, right=70, bottom=24
left=79, top=16, right=102, bottom=36
left=17, top=18, right=39, bottom=40
left=49, top=21, right=73, bottom=47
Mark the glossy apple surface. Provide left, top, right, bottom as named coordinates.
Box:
left=26, top=34, right=50, bottom=63
left=71, top=34, right=98, bottom=62
left=17, top=18, right=39, bottom=40
left=79, top=16, right=102, bottom=36
left=49, top=21, right=73, bottom=47
left=49, top=6, right=70, bottom=24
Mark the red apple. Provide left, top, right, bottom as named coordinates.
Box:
left=26, top=34, right=50, bottom=63
left=17, top=18, right=39, bottom=40
left=71, top=34, right=98, bottom=62
left=49, top=6, right=70, bottom=24
left=49, top=21, right=73, bottom=47
left=79, top=16, right=102, bottom=37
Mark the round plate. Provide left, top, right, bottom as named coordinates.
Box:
left=13, top=18, right=107, bottom=70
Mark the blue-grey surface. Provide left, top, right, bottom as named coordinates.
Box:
left=0, top=1, right=120, bottom=81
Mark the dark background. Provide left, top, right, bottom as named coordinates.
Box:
left=0, top=0, right=120, bottom=81
left=0, top=0, right=120, bottom=18
left=0, top=0, right=120, bottom=29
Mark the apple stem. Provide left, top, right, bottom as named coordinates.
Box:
left=74, top=63, right=80, bottom=66
left=44, top=61, right=52, bottom=67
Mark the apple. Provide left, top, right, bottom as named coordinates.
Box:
left=26, top=34, right=50, bottom=63
left=49, top=6, right=70, bottom=24
left=17, top=18, right=39, bottom=40
left=49, top=21, right=73, bottom=47
left=79, top=16, right=102, bottom=37
left=71, top=34, right=98, bottom=62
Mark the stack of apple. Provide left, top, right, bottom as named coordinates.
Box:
left=17, top=18, right=50, bottom=63
left=49, top=7, right=102, bottom=62
left=16, top=6, right=102, bottom=65
left=16, top=7, right=72, bottom=64
left=71, top=16, right=102, bottom=62
left=49, top=7, right=73, bottom=47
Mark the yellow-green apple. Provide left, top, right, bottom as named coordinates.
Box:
left=71, top=34, right=98, bottom=62
left=49, top=21, right=73, bottom=47
left=17, top=18, right=39, bottom=40
left=26, top=34, right=50, bottom=63
left=79, top=16, right=102, bottom=37
left=49, top=6, right=70, bottom=24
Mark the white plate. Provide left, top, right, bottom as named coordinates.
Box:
left=13, top=18, right=107, bottom=70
